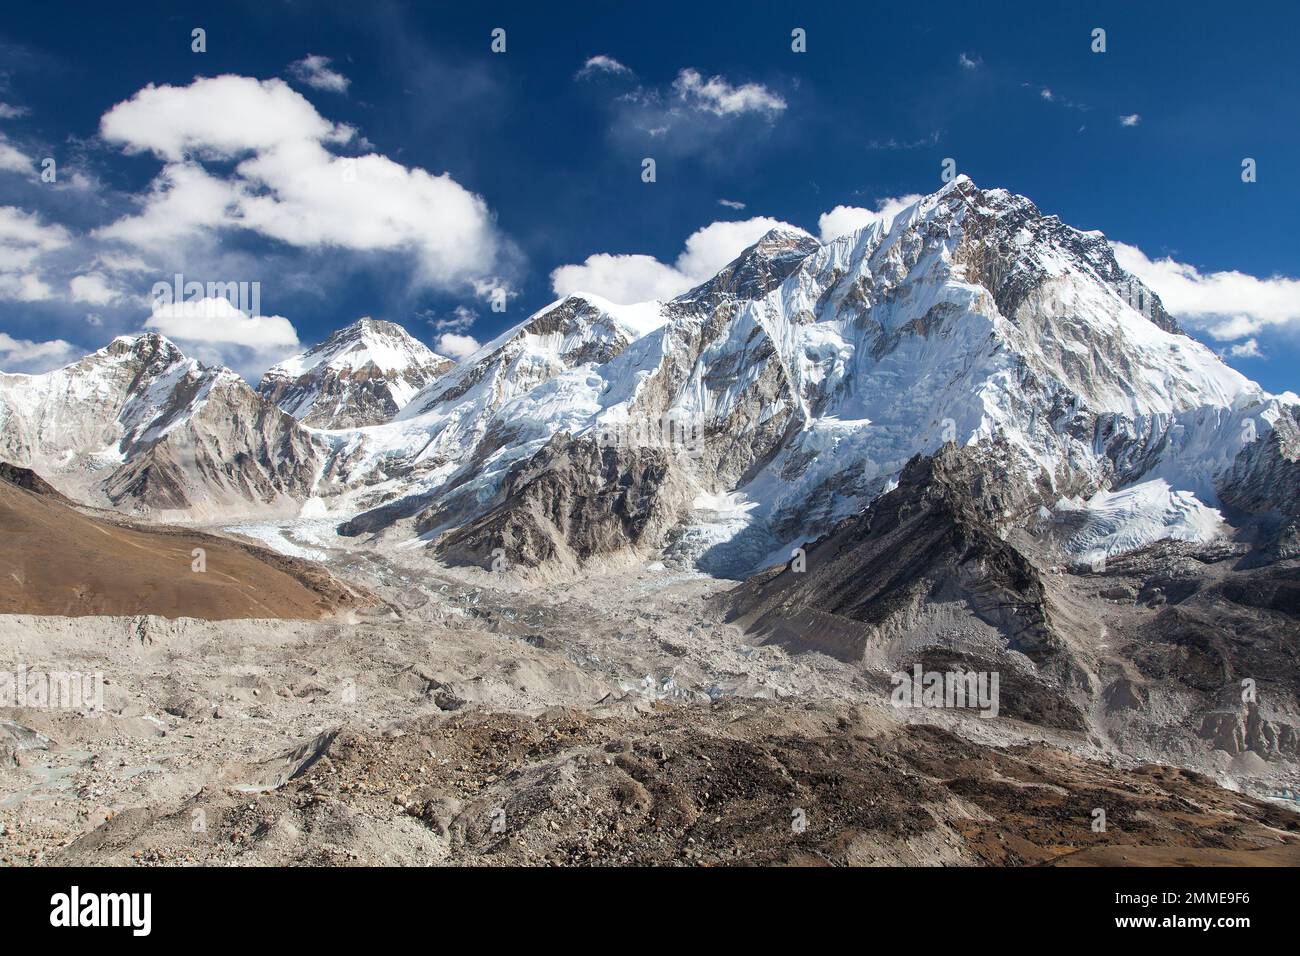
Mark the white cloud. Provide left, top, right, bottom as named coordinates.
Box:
left=718, top=198, right=746, bottom=210
left=0, top=273, right=55, bottom=302
left=100, top=75, right=351, bottom=162
left=0, top=103, right=28, bottom=120
left=958, top=53, right=982, bottom=70
left=1040, top=88, right=1054, bottom=101
left=1227, top=339, right=1262, bottom=359
left=551, top=253, right=692, bottom=304
left=0, top=206, right=69, bottom=256
left=1119, top=113, right=1141, bottom=127
left=552, top=216, right=809, bottom=305
left=434, top=332, right=480, bottom=359
left=0, top=332, right=80, bottom=373
left=676, top=217, right=804, bottom=279
left=288, top=54, right=350, bottom=94
left=576, top=55, right=632, bottom=80
left=426, top=304, right=477, bottom=333
left=143, top=296, right=299, bottom=377
left=1113, top=241, right=1300, bottom=340
left=69, top=272, right=122, bottom=305
left=0, top=136, right=31, bottom=173
left=96, top=75, right=504, bottom=292
left=146, top=296, right=298, bottom=349
left=0, top=206, right=69, bottom=302
left=672, top=69, right=785, bottom=116
left=817, top=194, right=923, bottom=243
left=95, top=161, right=240, bottom=247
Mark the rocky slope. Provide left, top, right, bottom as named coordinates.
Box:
left=258, top=318, right=452, bottom=428
left=35, top=699, right=1300, bottom=867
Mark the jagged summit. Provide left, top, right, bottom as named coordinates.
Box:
left=677, top=227, right=821, bottom=304
left=259, top=317, right=452, bottom=428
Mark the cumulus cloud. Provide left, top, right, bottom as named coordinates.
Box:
left=144, top=295, right=299, bottom=376
left=1119, top=113, right=1141, bottom=127
left=287, top=54, right=350, bottom=94
left=0, top=206, right=69, bottom=302
left=958, top=53, right=982, bottom=70
left=434, top=332, right=480, bottom=359
left=671, top=69, right=785, bottom=117
left=100, top=75, right=351, bottom=162
left=424, top=304, right=477, bottom=334
left=576, top=55, right=632, bottom=80
left=1227, top=339, right=1262, bottom=359
left=603, top=67, right=788, bottom=158
left=551, top=253, right=690, bottom=305
left=817, top=194, right=923, bottom=243
left=0, top=136, right=31, bottom=173
left=0, top=331, right=80, bottom=373
left=552, top=216, right=809, bottom=305
left=96, top=75, right=505, bottom=292
left=69, top=272, right=123, bottom=305
left=1113, top=241, right=1300, bottom=341
left=146, top=295, right=297, bottom=348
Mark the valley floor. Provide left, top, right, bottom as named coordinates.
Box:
left=2, top=540, right=1298, bottom=866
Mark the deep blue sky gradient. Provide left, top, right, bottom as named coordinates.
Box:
left=1, top=0, right=1296, bottom=390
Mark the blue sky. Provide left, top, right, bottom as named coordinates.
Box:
left=0, top=0, right=1297, bottom=392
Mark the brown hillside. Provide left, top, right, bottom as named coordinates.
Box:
left=0, top=464, right=361, bottom=620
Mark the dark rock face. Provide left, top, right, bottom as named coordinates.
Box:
left=948, top=179, right=1182, bottom=335
left=722, top=444, right=1086, bottom=730
left=0, top=461, right=66, bottom=499
left=435, top=434, right=688, bottom=572
left=677, top=228, right=822, bottom=304
left=1219, top=405, right=1300, bottom=518
left=103, top=375, right=322, bottom=513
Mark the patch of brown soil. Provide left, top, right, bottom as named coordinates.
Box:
left=0, top=466, right=362, bottom=620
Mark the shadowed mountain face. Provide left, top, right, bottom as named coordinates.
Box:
left=723, top=440, right=1300, bottom=759
left=0, top=333, right=323, bottom=520
left=0, top=464, right=362, bottom=620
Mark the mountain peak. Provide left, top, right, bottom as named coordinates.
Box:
left=677, top=227, right=821, bottom=303
left=258, top=318, right=453, bottom=428
left=106, top=331, right=187, bottom=364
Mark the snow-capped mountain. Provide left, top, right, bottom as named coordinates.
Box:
left=258, top=318, right=452, bottom=428
left=328, top=177, right=1296, bottom=576
left=0, top=333, right=322, bottom=518
left=3, top=178, right=1294, bottom=574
